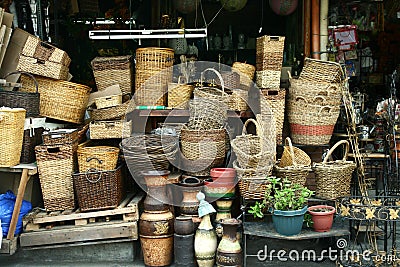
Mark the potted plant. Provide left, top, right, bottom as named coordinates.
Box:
left=249, top=177, right=314, bottom=236
left=307, top=205, right=336, bottom=232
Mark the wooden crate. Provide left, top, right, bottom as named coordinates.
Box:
left=20, top=192, right=144, bottom=248
left=0, top=237, right=18, bottom=255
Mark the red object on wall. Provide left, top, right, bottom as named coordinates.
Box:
left=303, top=0, right=311, bottom=58
left=311, top=0, right=320, bottom=59
left=269, top=0, right=298, bottom=16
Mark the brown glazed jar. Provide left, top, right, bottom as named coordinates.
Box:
left=179, top=176, right=203, bottom=216
left=142, top=170, right=171, bottom=212
left=216, top=218, right=243, bottom=267
left=174, top=215, right=195, bottom=235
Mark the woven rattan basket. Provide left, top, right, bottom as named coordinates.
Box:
left=35, top=144, right=76, bottom=211
left=193, top=68, right=230, bottom=106
left=228, top=89, right=248, bottom=111
left=256, top=35, right=285, bottom=71
left=256, top=70, right=281, bottom=89
left=261, top=88, right=286, bottom=144
left=313, top=140, right=356, bottom=200
left=90, top=95, right=132, bottom=121
left=77, top=146, right=120, bottom=173
left=89, top=120, right=132, bottom=139
left=91, top=55, right=133, bottom=95
left=232, top=62, right=255, bottom=88
left=20, top=126, right=44, bottom=164
left=95, top=93, right=122, bottom=109
left=221, top=71, right=240, bottom=89
left=73, top=165, right=124, bottom=212
left=274, top=165, right=311, bottom=187
left=0, top=108, right=26, bottom=167
left=168, top=77, right=194, bottom=109
left=279, top=137, right=311, bottom=167
left=299, top=58, right=344, bottom=83
left=20, top=75, right=91, bottom=124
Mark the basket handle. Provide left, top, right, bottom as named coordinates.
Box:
left=86, top=157, right=103, bottom=165
left=322, top=140, right=350, bottom=163
left=4, top=71, right=39, bottom=94
left=318, top=105, right=332, bottom=113
left=284, top=137, right=296, bottom=166
left=266, top=36, right=285, bottom=42
left=200, top=68, right=225, bottom=94
left=314, top=95, right=327, bottom=104
left=85, top=168, right=102, bottom=183
left=242, top=118, right=262, bottom=137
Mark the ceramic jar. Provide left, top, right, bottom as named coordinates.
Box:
left=216, top=218, right=243, bottom=267
left=194, top=214, right=218, bottom=267
left=174, top=215, right=195, bottom=235
left=142, top=170, right=171, bottom=212
left=174, top=233, right=195, bottom=267
left=179, top=176, right=203, bottom=216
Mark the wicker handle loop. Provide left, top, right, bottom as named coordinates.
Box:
left=85, top=168, right=102, bottom=183
left=242, top=118, right=262, bottom=137
left=4, top=71, right=39, bottom=94
left=177, top=76, right=187, bottom=85
left=284, top=137, right=297, bottom=166
left=323, top=140, right=350, bottom=163
left=318, top=105, right=332, bottom=113
left=86, top=157, right=103, bottom=165
left=200, top=68, right=225, bottom=94
left=268, top=36, right=285, bottom=42
left=314, top=95, right=327, bottom=104
left=295, top=96, right=308, bottom=107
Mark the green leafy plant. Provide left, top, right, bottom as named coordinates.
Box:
left=248, top=177, right=314, bottom=218
left=304, top=213, right=314, bottom=228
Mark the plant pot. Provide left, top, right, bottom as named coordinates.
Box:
left=210, top=168, right=236, bottom=183
left=307, top=205, right=336, bottom=232
left=203, top=178, right=235, bottom=199
left=272, top=206, right=308, bottom=236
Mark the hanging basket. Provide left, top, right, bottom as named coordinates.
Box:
left=278, top=137, right=311, bottom=167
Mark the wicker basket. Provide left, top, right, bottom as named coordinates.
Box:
left=91, top=56, right=133, bottom=95
left=278, top=137, right=311, bottom=167
left=90, top=95, right=133, bottom=121
left=261, top=88, right=286, bottom=144
left=20, top=126, right=44, bottom=164
left=77, top=146, right=120, bottom=173
left=35, top=144, right=76, bottom=211
left=228, top=89, right=248, bottom=111
left=0, top=72, right=40, bottom=117
left=167, top=77, right=194, bottom=109
left=299, top=58, right=344, bottom=83
left=221, top=71, right=240, bottom=89
left=89, top=120, right=132, bottom=139
left=20, top=75, right=91, bottom=124
left=0, top=108, right=26, bottom=167
left=232, top=62, right=255, bottom=88
left=231, top=118, right=275, bottom=169
left=256, top=35, right=285, bottom=71
left=180, top=127, right=226, bottom=176
left=313, top=140, right=357, bottom=200
left=95, top=93, right=122, bottom=109
left=73, top=165, right=124, bottom=212
left=188, top=98, right=228, bottom=130
left=256, top=70, right=281, bottom=89
left=42, top=129, right=79, bottom=145
left=256, top=35, right=285, bottom=54
left=193, top=68, right=230, bottom=106
left=274, top=165, right=311, bottom=187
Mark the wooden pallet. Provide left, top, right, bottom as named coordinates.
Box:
left=23, top=192, right=143, bottom=231
left=0, top=237, right=18, bottom=255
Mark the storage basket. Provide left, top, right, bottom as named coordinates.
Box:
left=0, top=71, right=39, bottom=117
left=89, top=120, right=132, bottom=139
left=193, top=68, right=230, bottom=106
left=256, top=51, right=285, bottom=71
left=228, top=89, right=248, bottom=111
left=261, top=88, right=286, bottom=144
left=73, top=165, right=124, bottom=212
left=35, top=144, right=76, bottom=211
left=256, top=70, right=281, bottom=89
left=180, top=127, right=226, bottom=176
left=188, top=98, right=227, bottom=130
left=256, top=35, right=285, bottom=71
left=20, top=75, right=91, bottom=124
left=91, top=55, right=133, bottom=95
left=95, top=93, right=122, bottom=109
left=90, top=95, right=132, bottom=121
left=256, top=35, right=285, bottom=54
left=17, top=35, right=71, bottom=80
left=221, top=71, right=240, bottom=89
left=232, top=62, right=255, bottom=88
left=231, top=118, right=275, bottom=169
left=0, top=108, right=26, bottom=167
left=20, top=126, right=44, bottom=164
left=42, top=124, right=88, bottom=146
left=274, top=165, right=311, bottom=187
left=313, top=140, right=357, bottom=200
left=77, top=146, right=120, bottom=172
left=299, top=58, right=344, bottom=83
left=278, top=137, right=311, bottom=167
left=167, top=78, right=194, bottom=109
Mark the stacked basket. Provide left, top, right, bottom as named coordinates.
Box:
left=288, top=58, right=344, bottom=145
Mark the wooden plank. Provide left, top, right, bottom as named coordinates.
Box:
left=33, top=193, right=143, bottom=224
left=0, top=237, right=18, bottom=255
left=75, top=219, right=88, bottom=226
left=22, top=238, right=136, bottom=250
left=25, top=223, right=40, bottom=232
left=116, top=192, right=135, bottom=209
left=20, top=221, right=138, bottom=247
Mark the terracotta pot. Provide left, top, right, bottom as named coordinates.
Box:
left=216, top=218, right=243, bottom=267
left=204, top=179, right=235, bottom=199
left=174, top=215, right=195, bottom=235
left=194, top=214, right=218, bottom=267
left=179, top=176, right=203, bottom=215
left=210, top=168, right=236, bottom=183
left=139, top=210, right=174, bottom=266
left=307, top=205, right=336, bottom=232
left=142, top=170, right=170, bottom=212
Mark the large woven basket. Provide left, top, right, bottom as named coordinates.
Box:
left=89, top=120, right=132, bottom=139
left=193, top=68, right=230, bottom=106
left=231, top=118, right=275, bottom=169
left=0, top=72, right=40, bottom=117
left=20, top=75, right=91, bottom=124
left=232, top=62, right=255, bottom=88
left=278, top=137, right=311, bottom=167
left=73, top=165, right=124, bottom=212
left=256, top=35, right=285, bottom=71
left=299, top=58, right=344, bottom=84
left=313, top=140, right=356, bottom=200
left=261, top=88, right=286, bottom=144
left=77, top=146, right=120, bottom=173
left=180, top=127, right=226, bottom=176
left=35, top=144, right=76, bottom=211
left=168, top=77, right=194, bottom=109
left=91, top=55, right=133, bottom=95
left=0, top=108, right=26, bottom=167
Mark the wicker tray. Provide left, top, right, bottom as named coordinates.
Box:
left=73, top=165, right=124, bottom=212
left=89, top=120, right=132, bottom=139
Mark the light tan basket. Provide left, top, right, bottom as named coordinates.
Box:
left=0, top=108, right=26, bottom=167
left=232, top=62, right=255, bottom=88
left=91, top=55, right=133, bottom=95
left=274, top=165, right=311, bottom=187
left=168, top=77, right=194, bottom=109
left=256, top=35, right=285, bottom=53
left=261, top=89, right=286, bottom=144
left=299, top=58, right=345, bottom=83
left=256, top=70, right=281, bottom=89
left=20, top=75, right=91, bottom=124
left=279, top=137, right=311, bottom=167
left=193, top=68, right=230, bottom=106
left=95, top=94, right=122, bottom=109
left=77, top=146, right=120, bottom=172
left=256, top=35, right=285, bottom=72
left=90, top=120, right=132, bottom=139
left=228, top=89, right=248, bottom=111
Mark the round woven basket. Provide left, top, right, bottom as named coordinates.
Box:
left=232, top=62, right=255, bottom=88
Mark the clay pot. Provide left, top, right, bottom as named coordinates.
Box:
left=216, top=218, right=243, bottom=267
left=142, top=170, right=171, bottom=212
left=210, top=168, right=236, bottom=183
left=307, top=205, right=336, bottom=232
left=139, top=210, right=174, bottom=266
left=179, top=176, right=203, bottom=215
left=204, top=178, right=235, bottom=199
left=174, top=216, right=195, bottom=235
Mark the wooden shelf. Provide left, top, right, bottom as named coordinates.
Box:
left=133, top=109, right=254, bottom=118
left=348, top=153, right=389, bottom=159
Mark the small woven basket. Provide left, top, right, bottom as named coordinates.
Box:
left=73, top=165, right=124, bottom=212
left=221, top=71, right=240, bottom=89
left=232, top=62, right=255, bottom=88
left=193, top=68, right=230, bottom=106
left=228, top=89, right=248, bottom=111
left=0, top=108, right=26, bottom=167
left=89, top=120, right=132, bottom=139
left=77, top=146, right=120, bottom=173
left=256, top=70, right=281, bottom=89
left=299, top=58, right=344, bottom=84
left=168, top=77, right=194, bottom=109
left=313, top=140, right=357, bottom=200
left=90, top=95, right=133, bottom=121
left=261, top=88, right=286, bottom=144
left=20, top=126, right=44, bottom=164
left=278, top=137, right=311, bottom=167
left=95, top=94, right=122, bottom=109
left=274, top=165, right=311, bottom=187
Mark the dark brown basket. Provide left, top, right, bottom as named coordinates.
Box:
left=20, top=126, right=44, bottom=164
left=0, top=72, right=39, bottom=117
left=73, top=165, right=124, bottom=212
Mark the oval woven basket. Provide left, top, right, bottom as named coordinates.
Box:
left=278, top=137, right=311, bottom=167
